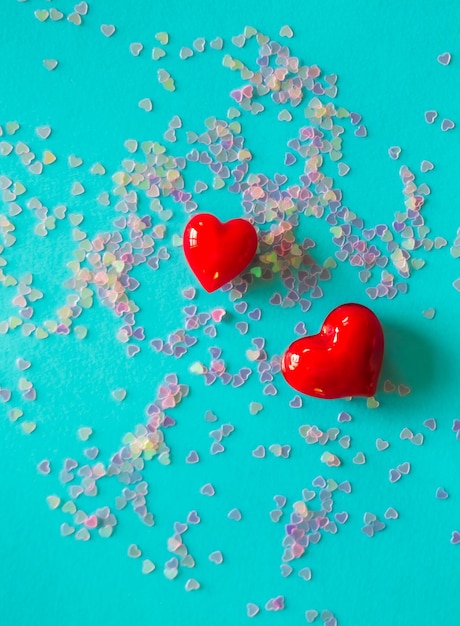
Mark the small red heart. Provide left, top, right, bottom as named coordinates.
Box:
left=183, top=213, right=258, bottom=292
left=281, top=303, right=384, bottom=399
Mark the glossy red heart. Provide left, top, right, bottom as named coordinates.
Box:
left=183, top=213, right=258, bottom=292
left=281, top=303, right=384, bottom=399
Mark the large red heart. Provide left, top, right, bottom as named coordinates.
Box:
left=281, top=303, right=384, bottom=399
left=183, top=213, right=258, bottom=292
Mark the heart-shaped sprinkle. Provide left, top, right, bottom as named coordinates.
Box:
left=231, top=34, right=245, bottom=48
left=363, top=512, right=376, bottom=524
left=128, top=544, right=142, bottom=558
left=209, top=551, right=223, bottom=564
left=60, top=523, right=75, bottom=537
left=280, top=25, right=294, bottom=38
left=46, top=495, right=61, bottom=510
left=36, top=126, right=51, bottom=139
left=289, top=395, right=302, bottom=409
left=67, top=12, right=82, bottom=25
left=270, top=509, right=283, bottom=522
left=75, top=1, right=89, bottom=15
left=305, top=610, right=318, bottom=623
left=436, top=487, right=449, bottom=499
left=75, top=528, right=91, bottom=541
left=184, top=510, right=199, bottom=525
left=35, top=9, right=49, bottom=22
left=200, top=483, right=215, bottom=496
left=210, top=37, right=223, bottom=50
left=130, top=42, right=143, bottom=57
left=312, top=476, right=326, bottom=488
left=298, top=567, right=312, bottom=580
left=138, top=98, right=153, bottom=112
left=338, top=435, right=351, bottom=449
left=441, top=118, right=455, bottom=131
left=84, top=446, right=99, bottom=460
left=338, top=411, right=352, bottom=423
left=246, top=603, right=259, bottom=618
left=185, top=578, right=200, bottom=591
left=152, top=47, right=166, bottom=61
left=362, top=525, right=374, bottom=538
left=278, top=109, right=292, bottom=122
left=411, top=433, right=424, bottom=446
left=101, top=24, right=115, bottom=37
left=273, top=495, right=286, bottom=508
left=400, top=427, right=413, bottom=440
left=211, top=442, right=224, bottom=455
left=420, top=159, right=434, bottom=172
left=251, top=444, right=266, bottom=459
left=423, top=418, right=437, bottom=431
left=111, top=388, right=126, bottom=402
left=451, top=531, right=460, bottom=545
left=98, top=525, right=113, bottom=538
left=155, top=31, right=169, bottom=45
left=21, top=421, right=36, bottom=434
left=388, top=146, right=401, bottom=160
left=43, top=59, right=58, bottom=71
left=0, top=388, right=11, bottom=402
left=376, top=438, right=389, bottom=451
left=353, top=452, right=366, bottom=464
left=37, top=459, right=51, bottom=474
left=384, top=507, right=399, bottom=520
left=425, top=110, right=438, bottom=124
left=227, top=508, right=242, bottom=521
left=142, top=559, right=155, bottom=574
left=186, top=450, right=199, bottom=464
left=389, top=468, right=401, bottom=483
left=280, top=564, right=292, bottom=577
left=77, top=426, right=92, bottom=441
left=397, top=462, right=411, bottom=475
left=179, top=47, right=194, bottom=60
left=437, top=52, right=451, bottom=65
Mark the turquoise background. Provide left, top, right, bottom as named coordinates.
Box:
left=1, top=1, right=460, bottom=624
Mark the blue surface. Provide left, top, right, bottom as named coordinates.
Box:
left=1, top=1, right=460, bottom=625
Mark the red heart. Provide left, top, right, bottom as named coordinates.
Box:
left=281, top=303, right=384, bottom=399
left=183, top=213, right=258, bottom=292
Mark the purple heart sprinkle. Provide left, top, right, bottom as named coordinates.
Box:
left=289, top=395, right=302, bottom=409
left=362, top=525, right=374, bottom=537
left=248, top=308, right=261, bottom=321
left=211, top=442, right=225, bottom=455
left=200, top=483, right=215, bottom=496
left=437, top=52, right=451, bottom=65
left=425, top=110, right=438, bottom=124
left=423, top=418, right=437, bottom=431
left=312, top=476, right=326, bottom=488
left=37, top=460, right=51, bottom=475
left=187, top=510, right=200, bottom=524
left=228, top=508, right=242, bottom=521
left=252, top=445, right=265, bottom=458
left=186, top=451, right=199, bottom=464
left=441, top=118, right=455, bottom=131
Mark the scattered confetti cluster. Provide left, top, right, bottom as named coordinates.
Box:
left=3, top=9, right=460, bottom=625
